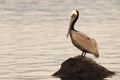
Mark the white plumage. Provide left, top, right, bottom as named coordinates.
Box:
left=71, top=10, right=77, bottom=16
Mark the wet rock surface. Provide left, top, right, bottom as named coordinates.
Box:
left=53, top=55, right=115, bottom=80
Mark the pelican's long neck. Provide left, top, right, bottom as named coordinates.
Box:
left=67, top=10, right=79, bottom=37
left=70, top=15, right=78, bottom=30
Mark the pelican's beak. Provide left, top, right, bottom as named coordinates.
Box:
left=66, top=26, right=70, bottom=37
left=67, top=17, right=73, bottom=38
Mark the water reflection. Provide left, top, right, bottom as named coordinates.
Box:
left=59, top=77, right=104, bottom=80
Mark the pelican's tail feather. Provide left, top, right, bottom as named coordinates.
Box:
left=93, top=52, right=99, bottom=58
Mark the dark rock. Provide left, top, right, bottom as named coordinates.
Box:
left=53, top=55, right=115, bottom=80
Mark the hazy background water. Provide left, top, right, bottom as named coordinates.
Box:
left=0, top=0, right=120, bottom=80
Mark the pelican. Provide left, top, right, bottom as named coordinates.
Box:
left=67, top=10, right=99, bottom=57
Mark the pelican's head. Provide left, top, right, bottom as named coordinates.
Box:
left=67, top=10, right=79, bottom=37
left=70, top=10, right=79, bottom=25
left=71, top=10, right=78, bottom=17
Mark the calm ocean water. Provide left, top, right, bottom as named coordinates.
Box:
left=0, top=0, right=119, bottom=80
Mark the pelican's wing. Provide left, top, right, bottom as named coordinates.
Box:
left=90, top=38, right=99, bottom=57
left=77, top=31, right=91, bottom=40
left=91, top=38, right=98, bottom=47
left=71, top=31, right=98, bottom=54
